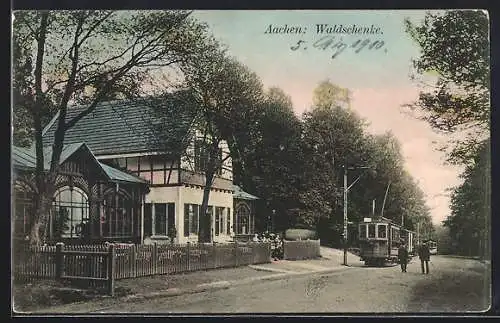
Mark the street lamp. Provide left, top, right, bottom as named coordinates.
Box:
left=272, top=209, right=276, bottom=232
left=343, top=164, right=371, bottom=266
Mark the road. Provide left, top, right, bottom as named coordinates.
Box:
left=92, top=255, right=490, bottom=313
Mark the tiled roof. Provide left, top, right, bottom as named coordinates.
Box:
left=12, top=143, right=148, bottom=184
left=12, top=143, right=84, bottom=170
left=42, top=94, right=197, bottom=156
left=232, top=184, right=259, bottom=200
left=99, top=162, right=148, bottom=184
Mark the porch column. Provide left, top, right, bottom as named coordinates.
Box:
left=99, top=183, right=104, bottom=237
left=151, top=202, right=156, bottom=236
left=88, top=178, right=94, bottom=240
left=140, top=193, right=145, bottom=243
left=252, top=203, right=255, bottom=234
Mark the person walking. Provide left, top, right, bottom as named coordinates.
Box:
left=398, top=240, right=409, bottom=272
left=418, top=242, right=431, bottom=274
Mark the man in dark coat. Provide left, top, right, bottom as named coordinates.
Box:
left=418, top=242, right=431, bottom=274
left=398, top=240, right=409, bottom=272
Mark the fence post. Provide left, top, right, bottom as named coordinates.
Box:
left=234, top=240, right=239, bottom=267
left=107, top=244, right=116, bottom=296
left=187, top=242, right=191, bottom=271
left=153, top=243, right=158, bottom=275
left=55, top=242, right=65, bottom=280
left=131, top=245, right=136, bottom=278
left=213, top=242, right=217, bottom=268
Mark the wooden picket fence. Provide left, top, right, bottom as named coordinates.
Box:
left=13, top=241, right=272, bottom=295
left=283, top=239, right=321, bottom=260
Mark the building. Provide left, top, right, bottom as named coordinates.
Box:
left=37, top=95, right=258, bottom=244
left=12, top=143, right=149, bottom=244
left=232, top=184, right=259, bottom=242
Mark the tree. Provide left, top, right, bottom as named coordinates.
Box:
left=444, top=139, right=490, bottom=257
left=404, top=10, right=490, bottom=165
left=12, top=10, right=211, bottom=245
left=405, top=10, right=490, bottom=256
left=301, top=81, right=371, bottom=243
left=312, top=79, right=351, bottom=110
left=178, top=40, right=265, bottom=242
left=237, top=87, right=304, bottom=232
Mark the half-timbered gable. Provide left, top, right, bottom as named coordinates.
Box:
left=40, top=94, right=257, bottom=243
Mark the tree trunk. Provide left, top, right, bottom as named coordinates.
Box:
left=198, top=146, right=218, bottom=243
left=29, top=190, right=54, bottom=246
left=198, top=180, right=213, bottom=243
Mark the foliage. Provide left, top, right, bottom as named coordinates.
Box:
left=404, top=10, right=490, bottom=165
left=237, top=87, right=304, bottom=232
left=443, top=139, right=490, bottom=257
left=299, top=80, right=433, bottom=246
left=405, top=10, right=490, bottom=257
left=299, top=81, right=367, bottom=231
left=176, top=35, right=265, bottom=242
left=12, top=10, right=212, bottom=245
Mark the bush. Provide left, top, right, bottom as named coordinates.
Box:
left=284, top=228, right=317, bottom=241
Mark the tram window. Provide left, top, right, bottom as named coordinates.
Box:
left=359, top=225, right=367, bottom=239
left=368, top=224, right=376, bottom=238
left=377, top=224, right=387, bottom=238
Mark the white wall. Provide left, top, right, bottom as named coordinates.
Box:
left=180, top=186, right=233, bottom=244
left=145, top=185, right=234, bottom=244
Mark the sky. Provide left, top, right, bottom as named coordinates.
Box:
left=192, top=10, right=466, bottom=225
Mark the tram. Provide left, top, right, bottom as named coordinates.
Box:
left=357, top=216, right=415, bottom=266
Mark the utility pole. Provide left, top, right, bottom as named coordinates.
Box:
left=417, top=222, right=420, bottom=245
left=342, top=164, right=370, bottom=266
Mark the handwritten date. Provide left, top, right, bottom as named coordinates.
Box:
left=290, top=36, right=387, bottom=59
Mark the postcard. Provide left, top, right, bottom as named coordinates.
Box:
left=11, top=9, right=491, bottom=315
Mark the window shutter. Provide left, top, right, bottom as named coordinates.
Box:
left=193, top=205, right=199, bottom=234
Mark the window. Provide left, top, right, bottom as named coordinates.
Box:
left=215, top=207, right=224, bottom=236
left=144, top=204, right=152, bottom=237
left=235, top=204, right=250, bottom=234
left=52, top=186, right=89, bottom=239
left=184, top=204, right=199, bottom=237
left=391, top=227, right=400, bottom=240
left=226, top=208, right=231, bottom=235
left=155, top=204, right=167, bottom=235
left=359, top=224, right=367, bottom=239
left=144, top=203, right=175, bottom=236
left=368, top=224, right=376, bottom=238
left=14, top=183, right=34, bottom=238
left=101, top=190, right=141, bottom=238
left=391, top=227, right=400, bottom=248
left=215, top=210, right=220, bottom=236
left=377, top=224, right=387, bottom=239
